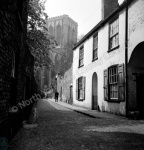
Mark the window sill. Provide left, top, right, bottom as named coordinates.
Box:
left=77, top=99, right=84, bottom=101
left=108, top=45, right=119, bottom=52
left=78, top=64, right=84, bottom=68
left=92, top=57, right=98, bottom=62
left=105, top=99, right=124, bottom=103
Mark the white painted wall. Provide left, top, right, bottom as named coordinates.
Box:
left=128, top=0, right=144, bottom=61
left=73, top=0, right=144, bottom=115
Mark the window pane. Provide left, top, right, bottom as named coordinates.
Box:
left=96, top=36, right=98, bottom=47
left=109, top=67, right=118, bottom=99
left=93, top=36, right=98, bottom=50
left=111, top=26, right=113, bottom=36
left=93, top=49, right=97, bottom=59
left=79, top=77, right=82, bottom=84
left=112, top=37, right=114, bottom=48
left=79, top=48, right=84, bottom=58
left=110, top=18, right=119, bottom=49
left=110, top=26, right=112, bottom=37
left=93, top=39, right=96, bottom=49
left=116, top=34, right=119, bottom=46
left=80, top=90, right=83, bottom=99
left=79, top=59, right=83, bottom=66
left=116, top=91, right=118, bottom=98
left=79, top=83, right=82, bottom=89
left=110, top=38, right=112, bottom=49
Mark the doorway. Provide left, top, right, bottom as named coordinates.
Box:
left=92, top=72, right=98, bottom=110
left=137, top=74, right=144, bottom=118
left=70, top=85, right=73, bottom=104
left=128, top=42, right=144, bottom=118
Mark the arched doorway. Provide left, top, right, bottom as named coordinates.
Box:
left=92, top=72, right=98, bottom=110
left=128, top=42, right=144, bottom=118
left=70, top=85, right=73, bottom=104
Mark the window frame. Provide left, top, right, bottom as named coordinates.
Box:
left=104, top=64, right=125, bottom=102
left=92, top=33, right=98, bottom=61
left=79, top=45, right=84, bottom=67
left=76, top=76, right=86, bottom=101
left=108, top=17, right=119, bottom=52
left=108, top=66, right=118, bottom=100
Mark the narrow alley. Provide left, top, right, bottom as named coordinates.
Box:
left=1, top=1, right=144, bottom=150
left=9, top=99, right=144, bottom=150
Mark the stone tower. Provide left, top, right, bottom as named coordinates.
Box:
left=46, top=15, right=78, bottom=76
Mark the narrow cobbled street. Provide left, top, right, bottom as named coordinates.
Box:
left=9, top=99, right=144, bottom=150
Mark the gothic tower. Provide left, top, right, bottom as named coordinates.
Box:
left=46, top=15, right=78, bottom=76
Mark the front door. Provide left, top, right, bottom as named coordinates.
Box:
left=137, top=74, right=144, bottom=118
left=92, top=73, right=98, bottom=110
left=70, top=86, right=73, bottom=104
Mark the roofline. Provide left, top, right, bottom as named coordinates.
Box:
left=73, top=0, right=135, bottom=50
left=47, top=14, right=78, bottom=25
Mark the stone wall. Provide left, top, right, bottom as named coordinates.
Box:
left=57, top=67, right=73, bottom=103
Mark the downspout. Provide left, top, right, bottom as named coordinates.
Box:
left=125, top=0, right=128, bottom=118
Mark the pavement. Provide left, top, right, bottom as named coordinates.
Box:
left=48, top=98, right=144, bottom=134
left=48, top=98, right=141, bottom=120
left=8, top=98, right=144, bottom=150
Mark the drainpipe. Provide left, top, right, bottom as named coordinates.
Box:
left=125, top=0, right=129, bottom=118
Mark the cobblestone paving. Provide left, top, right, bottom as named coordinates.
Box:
left=9, top=99, right=144, bottom=150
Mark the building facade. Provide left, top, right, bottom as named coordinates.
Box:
left=72, top=0, right=144, bottom=118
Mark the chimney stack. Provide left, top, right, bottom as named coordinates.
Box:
left=101, top=0, right=119, bottom=20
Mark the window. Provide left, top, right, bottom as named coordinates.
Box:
left=79, top=46, right=84, bottom=67
left=93, top=34, right=98, bottom=60
left=104, top=64, right=124, bottom=102
left=109, top=18, right=119, bottom=50
left=76, top=77, right=86, bottom=100
left=109, top=67, right=118, bottom=99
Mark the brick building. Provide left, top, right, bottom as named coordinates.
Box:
left=72, top=0, right=144, bottom=118
left=0, top=0, right=37, bottom=140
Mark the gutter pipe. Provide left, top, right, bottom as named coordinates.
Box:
left=125, top=0, right=129, bottom=118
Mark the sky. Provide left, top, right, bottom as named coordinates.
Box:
left=45, top=0, right=124, bottom=37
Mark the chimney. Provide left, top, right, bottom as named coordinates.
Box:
left=101, top=0, right=119, bottom=20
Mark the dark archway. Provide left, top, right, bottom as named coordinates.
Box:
left=92, top=72, right=98, bottom=110
left=129, top=42, right=144, bottom=68
left=128, top=41, right=144, bottom=118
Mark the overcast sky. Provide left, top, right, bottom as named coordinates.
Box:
left=45, top=0, right=124, bottom=37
